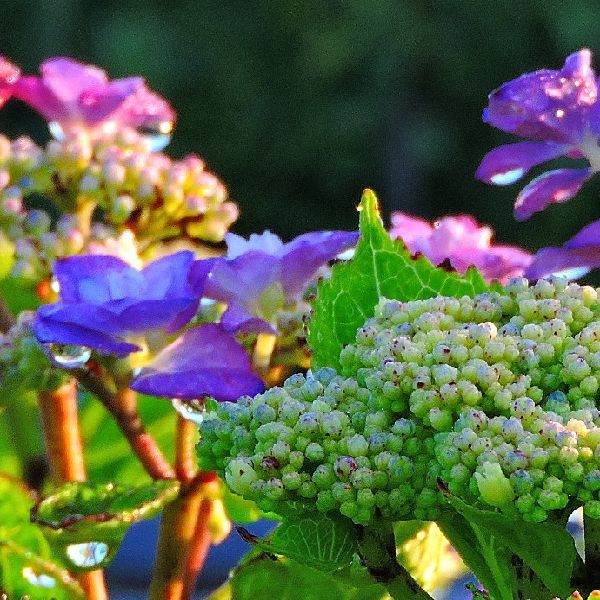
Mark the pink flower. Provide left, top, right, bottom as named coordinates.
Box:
left=0, top=56, right=20, bottom=108
left=389, top=213, right=532, bottom=283
left=11, top=57, right=175, bottom=135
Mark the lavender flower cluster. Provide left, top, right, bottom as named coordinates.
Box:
left=198, top=278, right=600, bottom=526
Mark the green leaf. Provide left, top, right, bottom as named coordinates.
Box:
left=209, top=553, right=388, bottom=600
left=0, top=475, right=84, bottom=599
left=439, top=491, right=577, bottom=599
left=221, top=487, right=263, bottom=524
left=308, top=189, right=491, bottom=370
left=31, top=479, right=179, bottom=572
left=240, top=512, right=359, bottom=572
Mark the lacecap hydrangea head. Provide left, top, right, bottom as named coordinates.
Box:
left=198, top=277, right=600, bottom=525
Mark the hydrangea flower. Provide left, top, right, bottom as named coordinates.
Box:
left=201, top=230, right=359, bottom=334
left=33, top=251, right=206, bottom=357
left=130, top=323, right=264, bottom=401
left=477, top=49, right=600, bottom=221
left=10, top=57, right=175, bottom=134
left=389, top=212, right=531, bottom=283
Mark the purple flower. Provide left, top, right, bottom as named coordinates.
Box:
left=200, top=230, right=358, bottom=335
left=33, top=251, right=206, bottom=357
left=0, top=56, right=20, bottom=108
left=477, top=49, right=600, bottom=221
left=525, top=218, right=600, bottom=280
left=389, top=212, right=532, bottom=283
left=11, top=57, right=175, bottom=133
left=130, top=323, right=264, bottom=401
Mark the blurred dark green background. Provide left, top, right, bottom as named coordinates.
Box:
left=1, top=0, right=600, bottom=252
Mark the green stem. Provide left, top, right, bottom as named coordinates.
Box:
left=358, top=523, right=434, bottom=600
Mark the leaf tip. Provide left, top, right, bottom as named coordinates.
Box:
left=358, top=188, right=379, bottom=214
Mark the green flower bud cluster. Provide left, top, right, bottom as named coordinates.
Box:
left=199, top=278, right=600, bottom=526
left=0, top=127, right=238, bottom=281
left=0, top=312, right=66, bottom=393
left=199, top=367, right=438, bottom=524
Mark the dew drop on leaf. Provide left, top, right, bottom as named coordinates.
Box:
left=65, top=542, right=109, bottom=568
left=22, top=567, right=56, bottom=588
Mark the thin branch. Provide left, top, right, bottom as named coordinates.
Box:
left=74, top=368, right=175, bottom=480
left=175, top=415, right=198, bottom=483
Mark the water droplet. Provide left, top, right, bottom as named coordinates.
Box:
left=43, top=343, right=92, bottom=369
left=172, top=398, right=206, bottom=425
left=48, top=121, right=65, bottom=141
left=22, top=567, right=56, bottom=588
left=65, top=542, right=109, bottom=568
left=490, top=168, right=525, bottom=186
left=137, top=120, right=173, bottom=151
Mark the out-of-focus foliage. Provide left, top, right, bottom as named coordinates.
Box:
left=0, top=1, right=598, bottom=249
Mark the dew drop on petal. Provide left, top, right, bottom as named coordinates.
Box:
left=171, top=398, right=206, bottom=425
left=137, top=120, right=173, bottom=151
left=65, top=542, right=109, bottom=569
left=22, top=567, right=56, bottom=588
left=490, top=167, right=525, bottom=185
left=48, top=121, right=65, bottom=141
left=44, top=343, right=92, bottom=369
left=551, top=267, right=590, bottom=280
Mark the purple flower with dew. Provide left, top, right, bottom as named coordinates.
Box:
left=130, top=323, right=264, bottom=401
left=201, top=230, right=359, bottom=335
left=10, top=57, right=175, bottom=135
left=477, top=49, right=600, bottom=221
left=389, top=212, right=532, bottom=283
left=525, top=218, right=600, bottom=280
left=33, top=251, right=207, bottom=358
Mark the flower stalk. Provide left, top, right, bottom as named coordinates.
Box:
left=357, top=522, right=434, bottom=600
left=74, top=368, right=175, bottom=480
left=37, top=379, right=109, bottom=600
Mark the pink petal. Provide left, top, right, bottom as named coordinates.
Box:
left=41, top=58, right=108, bottom=101
left=514, top=168, right=593, bottom=221
left=476, top=141, right=568, bottom=185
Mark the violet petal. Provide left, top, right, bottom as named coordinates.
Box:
left=476, top=141, right=568, bottom=185
left=514, top=168, right=593, bottom=221
left=280, top=230, right=358, bottom=297
left=524, top=246, right=599, bottom=280
left=33, top=316, right=139, bottom=357
left=130, top=323, right=264, bottom=401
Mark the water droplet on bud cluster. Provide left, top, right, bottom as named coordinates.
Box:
left=137, top=120, right=173, bottom=151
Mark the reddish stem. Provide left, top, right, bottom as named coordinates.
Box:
left=148, top=486, right=206, bottom=600
left=111, top=388, right=176, bottom=480
left=175, top=415, right=198, bottom=483
left=181, top=497, right=213, bottom=600
left=38, top=380, right=109, bottom=600
left=75, top=369, right=175, bottom=480
left=38, top=380, right=86, bottom=484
